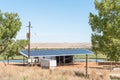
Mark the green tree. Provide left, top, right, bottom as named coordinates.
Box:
left=89, top=0, right=120, bottom=61
left=4, top=40, right=28, bottom=64
left=0, top=11, right=28, bottom=64
left=0, top=11, right=21, bottom=54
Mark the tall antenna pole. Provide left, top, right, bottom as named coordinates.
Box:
left=27, top=21, right=31, bottom=59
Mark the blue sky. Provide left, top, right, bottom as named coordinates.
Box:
left=0, top=0, right=96, bottom=43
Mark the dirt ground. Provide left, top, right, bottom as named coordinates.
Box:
left=0, top=62, right=119, bottom=80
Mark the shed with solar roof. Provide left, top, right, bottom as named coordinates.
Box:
left=20, top=49, right=93, bottom=66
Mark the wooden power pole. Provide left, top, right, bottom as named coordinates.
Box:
left=27, top=21, right=31, bottom=59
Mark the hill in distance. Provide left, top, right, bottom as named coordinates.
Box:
left=28, top=43, right=91, bottom=49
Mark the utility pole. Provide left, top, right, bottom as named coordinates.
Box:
left=27, top=21, right=31, bottom=59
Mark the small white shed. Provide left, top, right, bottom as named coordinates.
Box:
left=40, top=59, right=56, bottom=69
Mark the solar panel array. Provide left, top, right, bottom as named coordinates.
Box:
left=20, top=49, right=93, bottom=57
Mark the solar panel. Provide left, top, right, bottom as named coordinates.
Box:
left=20, top=49, right=93, bottom=57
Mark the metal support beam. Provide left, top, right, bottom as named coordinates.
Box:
left=59, top=56, right=60, bottom=66
left=86, top=54, right=88, bottom=78
left=64, top=56, right=65, bottom=65
left=96, top=53, right=98, bottom=64
left=72, top=56, right=74, bottom=64
left=23, top=56, right=24, bottom=65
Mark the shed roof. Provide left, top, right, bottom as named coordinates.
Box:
left=20, top=49, right=93, bottom=57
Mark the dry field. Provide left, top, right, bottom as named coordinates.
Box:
left=28, top=43, right=91, bottom=49
left=0, top=62, right=119, bottom=80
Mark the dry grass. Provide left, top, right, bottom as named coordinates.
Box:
left=102, top=71, right=111, bottom=80
left=0, top=63, right=88, bottom=80
left=0, top=62, right=119, bottom=80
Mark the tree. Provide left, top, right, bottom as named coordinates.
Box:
left=0, top=11, right=28, bottom=64
left=3, top=40, right=28, bottom=64
left=0, top=11, right=21, bottom=54
left=89, top=0, right=120, bottom=61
